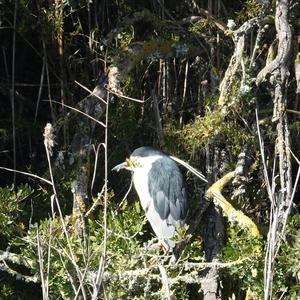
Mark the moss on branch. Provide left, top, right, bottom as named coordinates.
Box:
left=207, top=171, right=260, bottom=239
left=108, top=40, right=204, bottom=94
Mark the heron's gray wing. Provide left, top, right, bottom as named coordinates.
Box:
left=148, top=157, right=187, bottom=224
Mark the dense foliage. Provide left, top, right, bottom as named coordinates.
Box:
left=0, top=0, right=299, bottom=299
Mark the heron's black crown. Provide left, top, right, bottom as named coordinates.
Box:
left=131, top=146, right=166, bottom=158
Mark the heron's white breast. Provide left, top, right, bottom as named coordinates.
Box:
left=132, top=155, right=161, bottom=211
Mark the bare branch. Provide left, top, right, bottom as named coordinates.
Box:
left=256, top=0, right=292, bottom=85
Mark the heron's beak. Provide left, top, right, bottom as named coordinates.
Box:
left=112, top=158, right=139, bottom=172
left=112, top=162, right=127, bottom=172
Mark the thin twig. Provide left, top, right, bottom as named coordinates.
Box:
left=180, top=60, right=189, bottom=126
left=91, top=92, right=109, bottom=299
left=85, top=184, right=105, bottom=217
left=0, top=166, right=52, bottom=185
left=255, top=109, right=275, bottom=203
left=11, top=0, right=18, bottom=184
left=43, top=41, right=55, bottom=121
left=45, top=220, right=53, bottom=300
left=75, top=80, right=107, bottom=105
left=114, top=177, right=134, bottom=214
left=152, top=89, right=164, bottom=145
left=278, top=148, right=300, bottom=249
left=170, top=155, right=207, bottom=183
left=91, top=144, right=101, bottom=196
left=105, top=87, right=145, bottom=103
left=57, top=251, right=78, bottom=295
left=158, top=264, right=171, bottom=300
left=35, top=55, right=46, bottom=122
left=37, top=228, right=47, bottom=299
left=43, top=99, right=106, bottom=128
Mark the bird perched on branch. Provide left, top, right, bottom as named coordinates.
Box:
left=112, top=146, right=187, bottom=251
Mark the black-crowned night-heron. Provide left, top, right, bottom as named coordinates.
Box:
left=112, top=146, right=187, bottom=250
